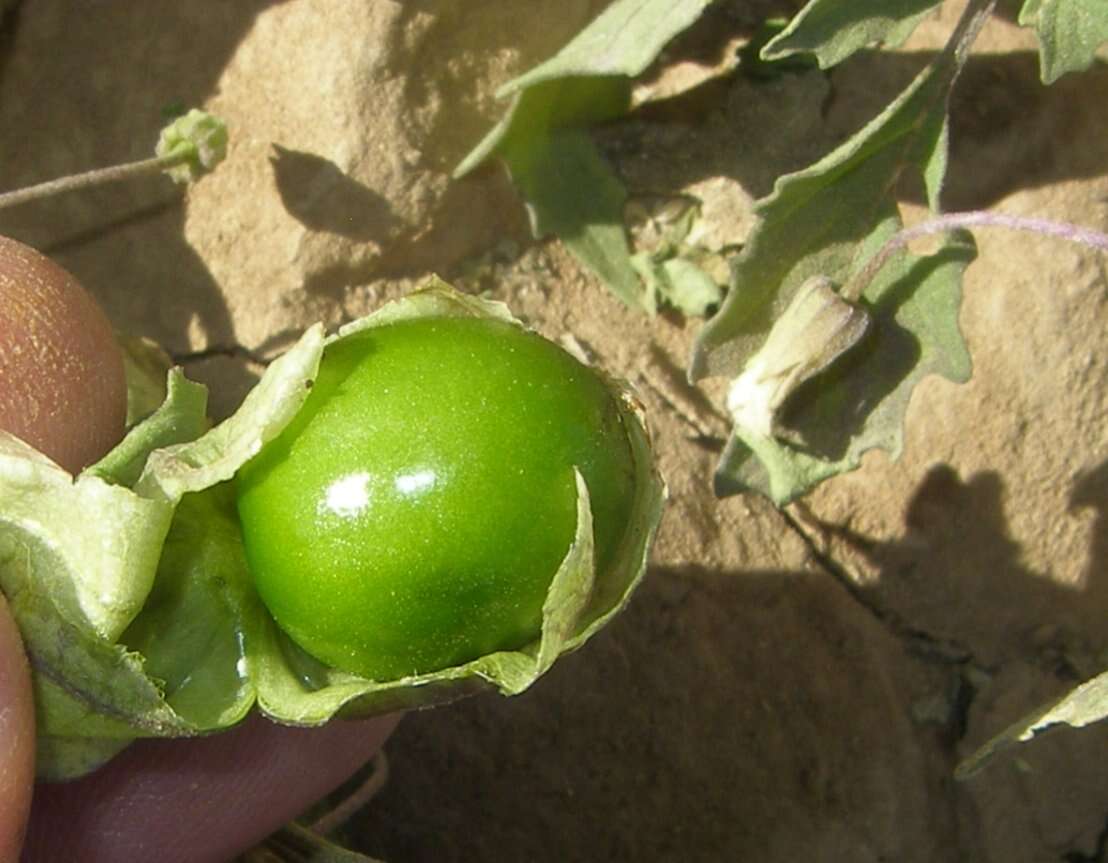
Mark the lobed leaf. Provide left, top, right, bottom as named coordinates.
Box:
left=762, top=0, right=941, bottom=69
left=456, top=0, right=714, bottom=311
left=499, top=0, right=713, bottom=92
left=1019, top=0, right=1108, bottom=84
left=691, top=0, right=993, bottom=502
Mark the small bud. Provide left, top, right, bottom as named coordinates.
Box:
left=155, top=109, right=229, bottom=183
left=728, top=276, right=869, bottom=438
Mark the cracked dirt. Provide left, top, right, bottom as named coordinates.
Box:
left=1, top=1, right=1106, bottom=861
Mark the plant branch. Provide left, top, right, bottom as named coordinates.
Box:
left=309, top=750, right=390, bottom=836
left=0, top=109, right=227, bottom=211
left=845, top=210, right=1108, bottom=302
left=0, top=153, right=187, bottom=211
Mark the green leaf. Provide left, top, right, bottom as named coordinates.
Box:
left=119, top=485, right=256, bottom=730
left=89, top=369, right=209, bottom=487
left=692, top=0, right=992, bottom=502
left=717, top=231, right=975, bottom=503
left=0, top=435, right=173, bottom=641
left=762, top=0, right=941, bottom=69
left=956, top=670, right=1108, bottom=779
left=497, top=0, right=713, bottom=94
left=1019, top=0, right=1108, bottom=83
left=456, top=0, right=714, bottom=311
left=511, top=128, right=650, bottom=312
left=631, top=253, right=722, bottom=317
left=116, top=333, right=174, bottom=426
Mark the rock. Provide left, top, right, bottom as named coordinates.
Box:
left=0, top=2, right=272, bottom=356
left=958, top=661, right=1108, bottom=863
left=0, top=0, right=609, bottom=355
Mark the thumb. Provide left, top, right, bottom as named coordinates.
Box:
left=0, top=592, right=35, bottom=861
left=0, top=235, right=124, bottom=856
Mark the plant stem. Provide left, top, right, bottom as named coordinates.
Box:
left=0, top=152, right=188, bottom=211
left=308, top=750, right=389, bottom=836
left=845, top=210, right=1108, bottom=301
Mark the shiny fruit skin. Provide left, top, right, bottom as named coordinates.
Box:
left=235, top=316, right=637, bottom=681
left=0, top=236, right=126, bottom=473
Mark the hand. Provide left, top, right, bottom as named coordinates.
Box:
left=20, top=711, right=398, bottom=862
left=0, top=237, right=399, bottom=862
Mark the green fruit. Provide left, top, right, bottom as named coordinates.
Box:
left=235, top=315, right=638, bottom=681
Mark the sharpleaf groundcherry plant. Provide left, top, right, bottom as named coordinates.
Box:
left=0, top=115, right=662, bottom=799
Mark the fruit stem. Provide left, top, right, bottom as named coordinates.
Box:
left=308, top=750, right=390, bottom=836
left=845, top=210, right=1108, bottom=302
left=0, top=153, right=188, bottom=211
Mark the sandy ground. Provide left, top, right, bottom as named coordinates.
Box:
left=1, top=1, right=1106, bottom=861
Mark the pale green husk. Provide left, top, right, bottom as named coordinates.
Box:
left=0, top=279, right=665, bottom=779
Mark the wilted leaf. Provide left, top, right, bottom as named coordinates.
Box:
left=725, top=276, right=870, bottom=441
left=632, top=254, right=723, bottom=317
left=715, top=229, right=974, bottom=503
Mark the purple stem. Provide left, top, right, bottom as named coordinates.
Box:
left=0, top=152, right=183, bottom=212
left=846, top=210, right=1108, bottom=301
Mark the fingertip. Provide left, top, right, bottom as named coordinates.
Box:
left=0, top=236, right=127, bottom=474
left=0, top=593, right=36, bottom=862
left=23, top=711, right=400, bottom=863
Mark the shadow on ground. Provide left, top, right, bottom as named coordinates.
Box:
left=610, top=42, right=1108, bottom=213
left=353, top=458, right=1108, bottom=862
left=0, top=1, right=291, bottom=355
